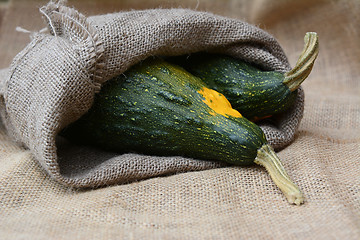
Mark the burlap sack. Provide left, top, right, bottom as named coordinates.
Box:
left=0, top=0, right=304, bottom=188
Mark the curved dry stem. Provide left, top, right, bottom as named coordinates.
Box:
left=283, top=32, right=319, bottom=92
left=254, top=144, right=304, bottom=205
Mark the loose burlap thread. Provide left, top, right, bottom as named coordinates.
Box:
left=0, top=1, right=304, bottom=188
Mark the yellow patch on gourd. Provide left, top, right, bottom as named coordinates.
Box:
left=198, top=87, right=242, bottom=118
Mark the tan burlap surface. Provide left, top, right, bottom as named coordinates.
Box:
left=0, top=0, right=359, bottom=239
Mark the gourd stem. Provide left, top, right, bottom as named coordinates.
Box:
left=254, top=144, right=304, bottom=205
left=283, top=32, right=319, bottom=92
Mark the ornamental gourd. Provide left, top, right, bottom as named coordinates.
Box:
left=168, top=32, right=319, bottom=121
left=61, top=58, right=304, bottom=205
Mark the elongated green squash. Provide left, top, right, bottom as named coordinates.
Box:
left=168, top=32, right=319, bottom=121
left=61, top=58, right=304, bottom=205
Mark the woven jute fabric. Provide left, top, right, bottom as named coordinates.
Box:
left=0, top=0, right=359, bottom=239
left=0, top=0, right=303, bottom=188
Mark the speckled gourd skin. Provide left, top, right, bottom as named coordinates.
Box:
left=169, top=53, right=297, bottom=120
left=61, top=58, right=266, bottom=165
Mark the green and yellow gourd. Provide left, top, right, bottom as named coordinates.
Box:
left=61, top=58, right=304, bottom=205
left=169, top=32, right=319, bottom=121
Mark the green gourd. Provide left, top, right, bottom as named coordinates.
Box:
left=61, top=58, right=304, bottom=205
left=168, top=32, right=319, bottom=121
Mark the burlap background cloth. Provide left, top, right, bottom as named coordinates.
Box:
left=0, top=0, right=359, bottom=239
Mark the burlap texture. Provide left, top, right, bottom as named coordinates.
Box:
left=0, top=0, right=304, bottom=188
left=0, top=0, right=359, bottom=239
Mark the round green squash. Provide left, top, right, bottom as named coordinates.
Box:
left=168, top=32, right=319, bottom=121
left=61, top=58, right=304, bottom=205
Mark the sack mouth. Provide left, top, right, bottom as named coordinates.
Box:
left=55, top=134, right=227, bottom=188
